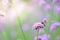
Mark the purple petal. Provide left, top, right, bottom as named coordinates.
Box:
left=22, top=24, right=29, bottom=32
left=54, top=6, right=60, bottom=13
left=38, top=0, right=46, bottom=6
left=44, top=4, right=51, bottom=11
left=53, top=0, right=59, bottom=3
left=38, top=34, right=50, bottom=40
left=33, top=23, right=44, bottom=30
left=50, top=22, right=60, bottom=32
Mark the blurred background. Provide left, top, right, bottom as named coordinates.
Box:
left=0, top=0, right=60, bottom=40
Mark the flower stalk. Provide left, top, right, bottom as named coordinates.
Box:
left=17, top=16, right=27, bottom=40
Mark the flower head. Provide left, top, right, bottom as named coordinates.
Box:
left=33, top=23, right=44, bottom=30
left=38, top=34, right=50, bottom=40
left=50, top=22, right=60, bottom=32
left=54, top=6, right=60, bottom=13
left=38, top=0, right=46, bottom=6
left=22, top=24, right=29, bottom=32
left=44, top=4, right=51, bottom=11
left=53, top=0, right=60, bottom=3
left=34, top=34, right=50, bottom=40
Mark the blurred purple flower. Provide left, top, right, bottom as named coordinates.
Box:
left=38, top=34, right=50, bottom=40
left=50, top=22, right=60, bottom=32
left=22, top=24, right=29, bottom=32
left=53, top=0, right=59, bottom=3
left=33, top=23, right=44, bottom=30
left=44, top=4, right=51, bottom=11
left=38, top=0, right=46, bottom=6
left=54, top=6, right=60, bottom=13
left=34, top=34, right=50, bottom=40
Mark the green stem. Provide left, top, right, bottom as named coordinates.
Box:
left=36, top=29, right=39, bottom=40
left=49, top=3, right=54, bottom=25
left=17, top=16, right=27, bottom=40
left=58, top=14, right=60, bottom=22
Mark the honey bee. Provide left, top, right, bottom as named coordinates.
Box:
left=41, top=19, right=47, bottom=26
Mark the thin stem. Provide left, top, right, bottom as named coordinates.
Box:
left=17, top=16, right=27, bottom=40
left=49, top=3, right=54, bottom=25
left=36, top=29, right=39, bottom=40
left=58, top=14, right=60, bottom=22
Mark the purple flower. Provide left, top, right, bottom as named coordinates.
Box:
left=50, top=22, right=60, bottom=32
left=34, top=34, right=50, bottom=40
left=33, top=23, right=44, bottom=30
left=22, top=24, right=29, bottom=32
left=54, top=6, right=60, bottom=13
left=44, top=4, right=51, bottom=11
left=53, top=0, right=59, bottom=3
left=38, top=0, right=46, bottom=6
left=38, top=34, right=50, bottom=40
